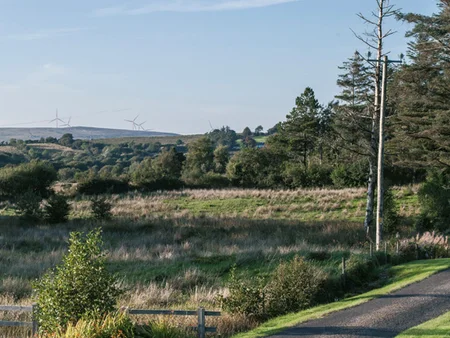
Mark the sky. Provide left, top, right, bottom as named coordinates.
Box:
left=0, top=0, right=437, bottom=134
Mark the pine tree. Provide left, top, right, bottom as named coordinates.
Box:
left=282, top=87, right=322, bottom=168
left=391, top=1, right=450, bottom=169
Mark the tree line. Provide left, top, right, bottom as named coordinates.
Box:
left=0, top=0, right=449, bottom=232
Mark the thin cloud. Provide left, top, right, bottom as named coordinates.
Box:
left=6, top=27, right=90, bottom=41
left=93, top=0, right=298, bottom=17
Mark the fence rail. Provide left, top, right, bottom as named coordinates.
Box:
left=125, top=307, right=221, bottom=337
left=0, top=304, right=37, bottom=335
left=0, top=305, right=220, bottom=338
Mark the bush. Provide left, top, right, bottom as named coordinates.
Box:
left=14, top=189, right=43, bottom=221
left=417, top=170, right=450, bottom=232
left=331, top=160, right=368, bottom=188
left=221, top=267, right=266, bottom=320
left=283, top=163, right=333, bottom=188
left=226, top=148, right=284, bottom=188
left=265, top=256, right=328, bottom=317
left=344, top=254, right=379, bottom=289
left=223, top=257, right=328, bottom=320
left=383, top=187, right=399, bottom=236
left=91, top=197, right=113, bottom=220
left=0, top=161, right=57, bottom=201
left=77, top=178, right=130, bottom=195
left=44, top=194, right=71, bottom=224
left=33, top=229, right=122, bottom=334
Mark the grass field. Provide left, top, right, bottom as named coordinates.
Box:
left=0, top=186, right=422, bottom=337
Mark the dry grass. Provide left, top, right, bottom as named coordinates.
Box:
left=0, top=186, right=421, bottom=337
left=0, top=146, right=22, bottom=155
left=28, top=143, right=79, bottom=153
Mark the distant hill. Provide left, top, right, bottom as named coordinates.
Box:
left=0, top=126, right=178, bottom=142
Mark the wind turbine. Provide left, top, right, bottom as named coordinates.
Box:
left=125, top=115, right=139, bottom=130
left=137, top=121, right=147, bottom=131
left=49, top=109, right=65, bottom=128
left=208, top=120, right=216, bottom=132
left=61, top=117, right=72, bottom=128
left=28, top=129, right=38, bottom=140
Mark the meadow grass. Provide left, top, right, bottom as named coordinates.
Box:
left=0, top=186, right=422, bottom=337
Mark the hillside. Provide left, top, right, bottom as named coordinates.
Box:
left=0, top=126, right=178, bottom=142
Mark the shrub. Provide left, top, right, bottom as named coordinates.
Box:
left=331, top=160, right=368, bottom=188
left=33, top=229, right=122, bottom=334
left=226, top=148, right=284, bottom=188
left=223, top=257, right=328, bottom=320
left=344, top=254, right=379, bottom=289
left=14, top=189, right=43, bottom=221
left=417, top=170, right=450, bottom=232
left=383, top=187, right=399, bottom=236
left=265, top=256, right=328, bottom=317
left=91, top=197, right=113, bottom=220
left=44, top=194, right=70, bottom=224
left=283, top=163, right=333, bottom=188
left=77, top=178, right=130, bottom=195
left=0, top=161, right=57, bottom=200
left=221, top=267, right=266, bottom=320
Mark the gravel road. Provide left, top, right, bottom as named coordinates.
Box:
left=269, top=269, right=450, bottom=337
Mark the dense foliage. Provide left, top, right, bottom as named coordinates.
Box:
left=33, top=229, right=121, bottom=334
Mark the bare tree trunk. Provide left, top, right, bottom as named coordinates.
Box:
left=359, top=0, right=395, bottom=231
left=364, top=157, right=376, bottom=229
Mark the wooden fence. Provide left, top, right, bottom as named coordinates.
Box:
left=125, top=307, right=221, bottom=338
left=0, top=305, right=220, bottom=338
left=0, top=304, right=37, bottom=336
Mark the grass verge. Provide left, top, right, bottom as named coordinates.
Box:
left=232, top=259, right=450, bottom=338
left=396, top=311, right=450, bottom=338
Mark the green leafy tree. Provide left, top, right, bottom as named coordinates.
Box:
left=242, top=127, right=252, bottom=138
left=0, top=161, right=57, bottom=201
left=33, top=229, right=121, bottom=334
left=213, top=145, right=230, bottom=174
left=59, top=133, right=74, bottom=147
left=226, top=148, right=284, bottom=188
left=208, top=126, right=238, bottom=149
left=255, top=125, right=264, bottom=136
left=181, top=137, right=215, bottom=185
left=152, top=148, right=184, bottom=182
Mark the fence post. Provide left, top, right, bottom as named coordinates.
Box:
left=396, top=241, right=399, bottom=254
left=370, top=242, right=373, bottom=257
left=341, top=256, right=346, bottom=287
left=384, top=242, right=388, bottom=264
left=197, top=307, right=205, bottom=338
left=32, top=303, right=38, bottom=337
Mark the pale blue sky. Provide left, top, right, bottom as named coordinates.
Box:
left=0, top=0, right=436, bottom=134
